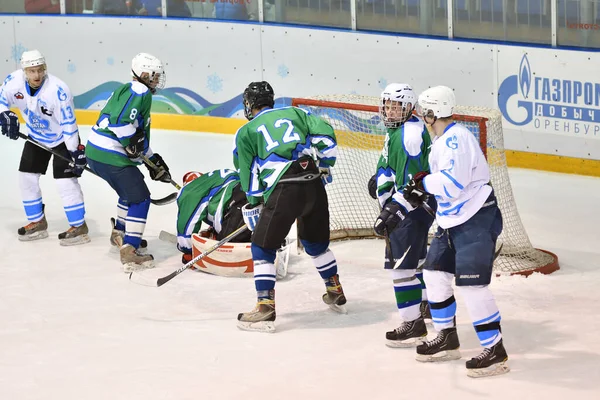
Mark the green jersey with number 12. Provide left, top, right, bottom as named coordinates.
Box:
left=86, top=80, right=153, bottom=167
left=233, top=106, right=337, bottom=205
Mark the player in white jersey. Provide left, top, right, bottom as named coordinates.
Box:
left=402, top=86, right=509, bottom=378
left=0, top=50, right=89, bottom=245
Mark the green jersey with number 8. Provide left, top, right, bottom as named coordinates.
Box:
left=86, top=81, right=153, bottom=167
left=233, top=106, right=337, bottom=205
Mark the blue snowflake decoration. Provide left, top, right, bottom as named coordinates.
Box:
left=11, top=43, right=27, bottom=63
left=107, top=57, right=114, bottom=66
left=350, top=90, right=359, bottom=95
left=206, top=73, right=223, bottom=93
left=378, top=78, right=388, bottom=90
left=277, top=64, right=289, bottom=78
left=67, top=63, right=76, bottom=73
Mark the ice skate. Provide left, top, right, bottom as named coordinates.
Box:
left=322, top=274, right=347, bottom=314
left=466, top=339, right=510, bottom=378
left=420, top=301, right=432, bottom=324
left=237, top=291, right=276, bottom=333
left=120, top=244, right=154, bottom=273
left=110, top=218, right=147, bottom=252
left=416, top=327, right=462, bottom=362
left=17, top=216, right=49, bottom=242
left=58, top=222, right=91, bottom=246
left=385, top=317, right=427, bottom=348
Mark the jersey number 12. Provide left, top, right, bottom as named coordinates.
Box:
left=257, top=119, right=301, bottom=151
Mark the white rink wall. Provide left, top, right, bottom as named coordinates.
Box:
left=1, top=15, right=600, bottom=160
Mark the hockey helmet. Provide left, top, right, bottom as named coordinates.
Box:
left=380, top=83, right=416, bottom=128
left=416, top=86, right=455, bottom=121
left=183, top=171, right=202, bottom=186
left=131, top=53, right=166, bottom=94
left=243, top=81, right=275, bottom=120
left=20, top=50, right=46, bottom=69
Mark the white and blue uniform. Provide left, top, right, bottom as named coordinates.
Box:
left=422, top=122, right=504, bottom=349
left=0, top=70, right=85, bottom=227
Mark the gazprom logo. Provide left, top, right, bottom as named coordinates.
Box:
left=498, top=53, right=600, bottom=135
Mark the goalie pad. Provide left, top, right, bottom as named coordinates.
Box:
left=190, top=234, right=292, bottom=278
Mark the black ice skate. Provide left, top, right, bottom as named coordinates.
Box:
left=110, top=218, right=147, bottom=252
left=120, top=244, right=154, bottom=273
left=58, top=222, right=91, bottom=246
left=237, top=290, right=276, bottom=333
left=416, top=327, right=461, bottom=362
left=420, top=301, right=432, bottom=323
left=17, top=215, right=49, bottom=242
left=386, top=317, right=428, bottom=348
left=466, top=339, right=510, bottom=378
left=322, top=274, right=347, bottom=314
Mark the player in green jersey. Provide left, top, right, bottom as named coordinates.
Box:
left=368, top=83, right=436, bottom=347
left=176, top=169, right=251, bottom=264
left=234, top=81, right=346, bottom=332
left=85, top=53, right=171, bottom=272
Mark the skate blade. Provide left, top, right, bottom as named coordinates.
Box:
left=59, top=234, right=91, bottom=246
left=122, top=260, right=155, bottom=273
left=237, top=320, right=276, bottom=333
left=416, top=349, right=462, bottom=362
left=328, top=304, right=348, bottom=314
left=467, top=361, right=510, bottom=378
left=386, top=336, right=426, bottom=348
left=18, top=230, right=49, bottom=242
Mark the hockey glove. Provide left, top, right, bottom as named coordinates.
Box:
left=69, top=144, right=87, bottom=177
left=0, top=110, right=20, bottom=140
left=146, top=153, right=171, bottom=183
left=403, top=171, right=429, bottom=208
left=320, top=167, right=332, bottom=185
left=124, top=127, right=146, bottom=158
left=242, top=203, right=263, bottom=231
left=374, top=201, right=407, bottom=236
left=368, top=174, right=377, bottom=200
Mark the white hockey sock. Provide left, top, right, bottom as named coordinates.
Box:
left=254, top=260, right=276, bottom=293
left=391, top=269, right=421, bottom=322
left=423, top=270, right=456, bottom=331
left=459, top=285, right=503, bottom=348
left=56, top=178, right=85, bottom=227
left=19, top=172, right=44, bottom=222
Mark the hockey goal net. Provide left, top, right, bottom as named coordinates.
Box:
left=292, top=95, right=559, bottom=276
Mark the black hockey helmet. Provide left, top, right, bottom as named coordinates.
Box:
left=243, top=81, right=275, bottom=120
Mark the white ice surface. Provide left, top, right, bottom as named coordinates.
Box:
left=1, top=128, right=599, bottom=400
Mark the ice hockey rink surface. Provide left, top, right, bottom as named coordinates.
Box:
left=1, top=128, right=599, bottom=400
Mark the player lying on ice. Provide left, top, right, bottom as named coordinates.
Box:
left=234, top=81, right=347, bottom=333
left=174, top=169, right=291, bottom=278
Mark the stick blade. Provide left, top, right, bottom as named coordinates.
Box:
left=151, top=193, right=177, bottom=206
left=128, top=271, right=159, bottom=287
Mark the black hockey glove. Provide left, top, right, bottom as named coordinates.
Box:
left=69, top=144, right=87, bottom=177
left=374, top=201, right=407, bottom=236
left=146, top=153, right=171, bottom=183
left=0, top=110, right=20, bottom=140
left=368, top=174, right=377, bottom=199
left=403, top=171, right=429, bottom=208
left=124, top=127, right=146, bottom=158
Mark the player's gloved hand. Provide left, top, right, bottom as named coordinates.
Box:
left=69, top=144, right=87, bottom=177
left=124, top=127, right=146, bottom=158
left=368, top=174, right=377, bottom=199
left=403, top=171, right=429, bottom=208
left=146, top=153, right=171, bottom=183
left=0, top=110, right=20, bottom=140
left=242, top=203, right=263, bottom=231
left=374, top=201, right=407, bottom=236
left=319, top=167, right=332, bottom=185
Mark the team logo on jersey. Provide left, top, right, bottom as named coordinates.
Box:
left=57, top=87, right=68, bottom=101
left=41, top=106, right=53, bottom=117
left=14, top=92, right=24, bottom=100
left=498, top=53, right=600, bottom=136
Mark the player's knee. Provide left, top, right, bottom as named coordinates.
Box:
left=301, top=240, right=329, bottom=257
left=251, top=243, right=277, bottom=263
left=390, top=269, right=417, bottom=280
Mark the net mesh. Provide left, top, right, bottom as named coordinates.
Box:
left=293, top=95, right=559, bottom=275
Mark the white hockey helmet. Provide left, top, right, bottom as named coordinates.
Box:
left=416, top=86, right=456, bottom=120
left=20, top=50, right=46, bottom=69
left=379, top=83, right=416, bottom=128
left=131, top=52, right=166, bottom=94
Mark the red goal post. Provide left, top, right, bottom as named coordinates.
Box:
left=291, top=96, right=559, bottom=276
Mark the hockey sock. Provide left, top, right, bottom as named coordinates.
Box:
left=123, top=198, right=150, bottom=249
left=416, top=270, right=427, bottom=302
left=459, top=286, right=502, bottom=348
left=19, top=172, right=44, bottom=222
left=116, top=198, right=128, bottom=231
left=302, top=240, right=338, bottom=280
left=423, top=270, right=456, bottom=331
left=391, top=269, right=421, bottom=321
left=251, top=244, right=277, bottom=298
left=56, top=178, right=85, bottom=227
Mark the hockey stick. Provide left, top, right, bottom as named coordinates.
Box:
left=18, top=133, right=177, bottom=206
left=140, top=154, right=182, bottom=190
left=130, top=224, right=249, bottom=287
